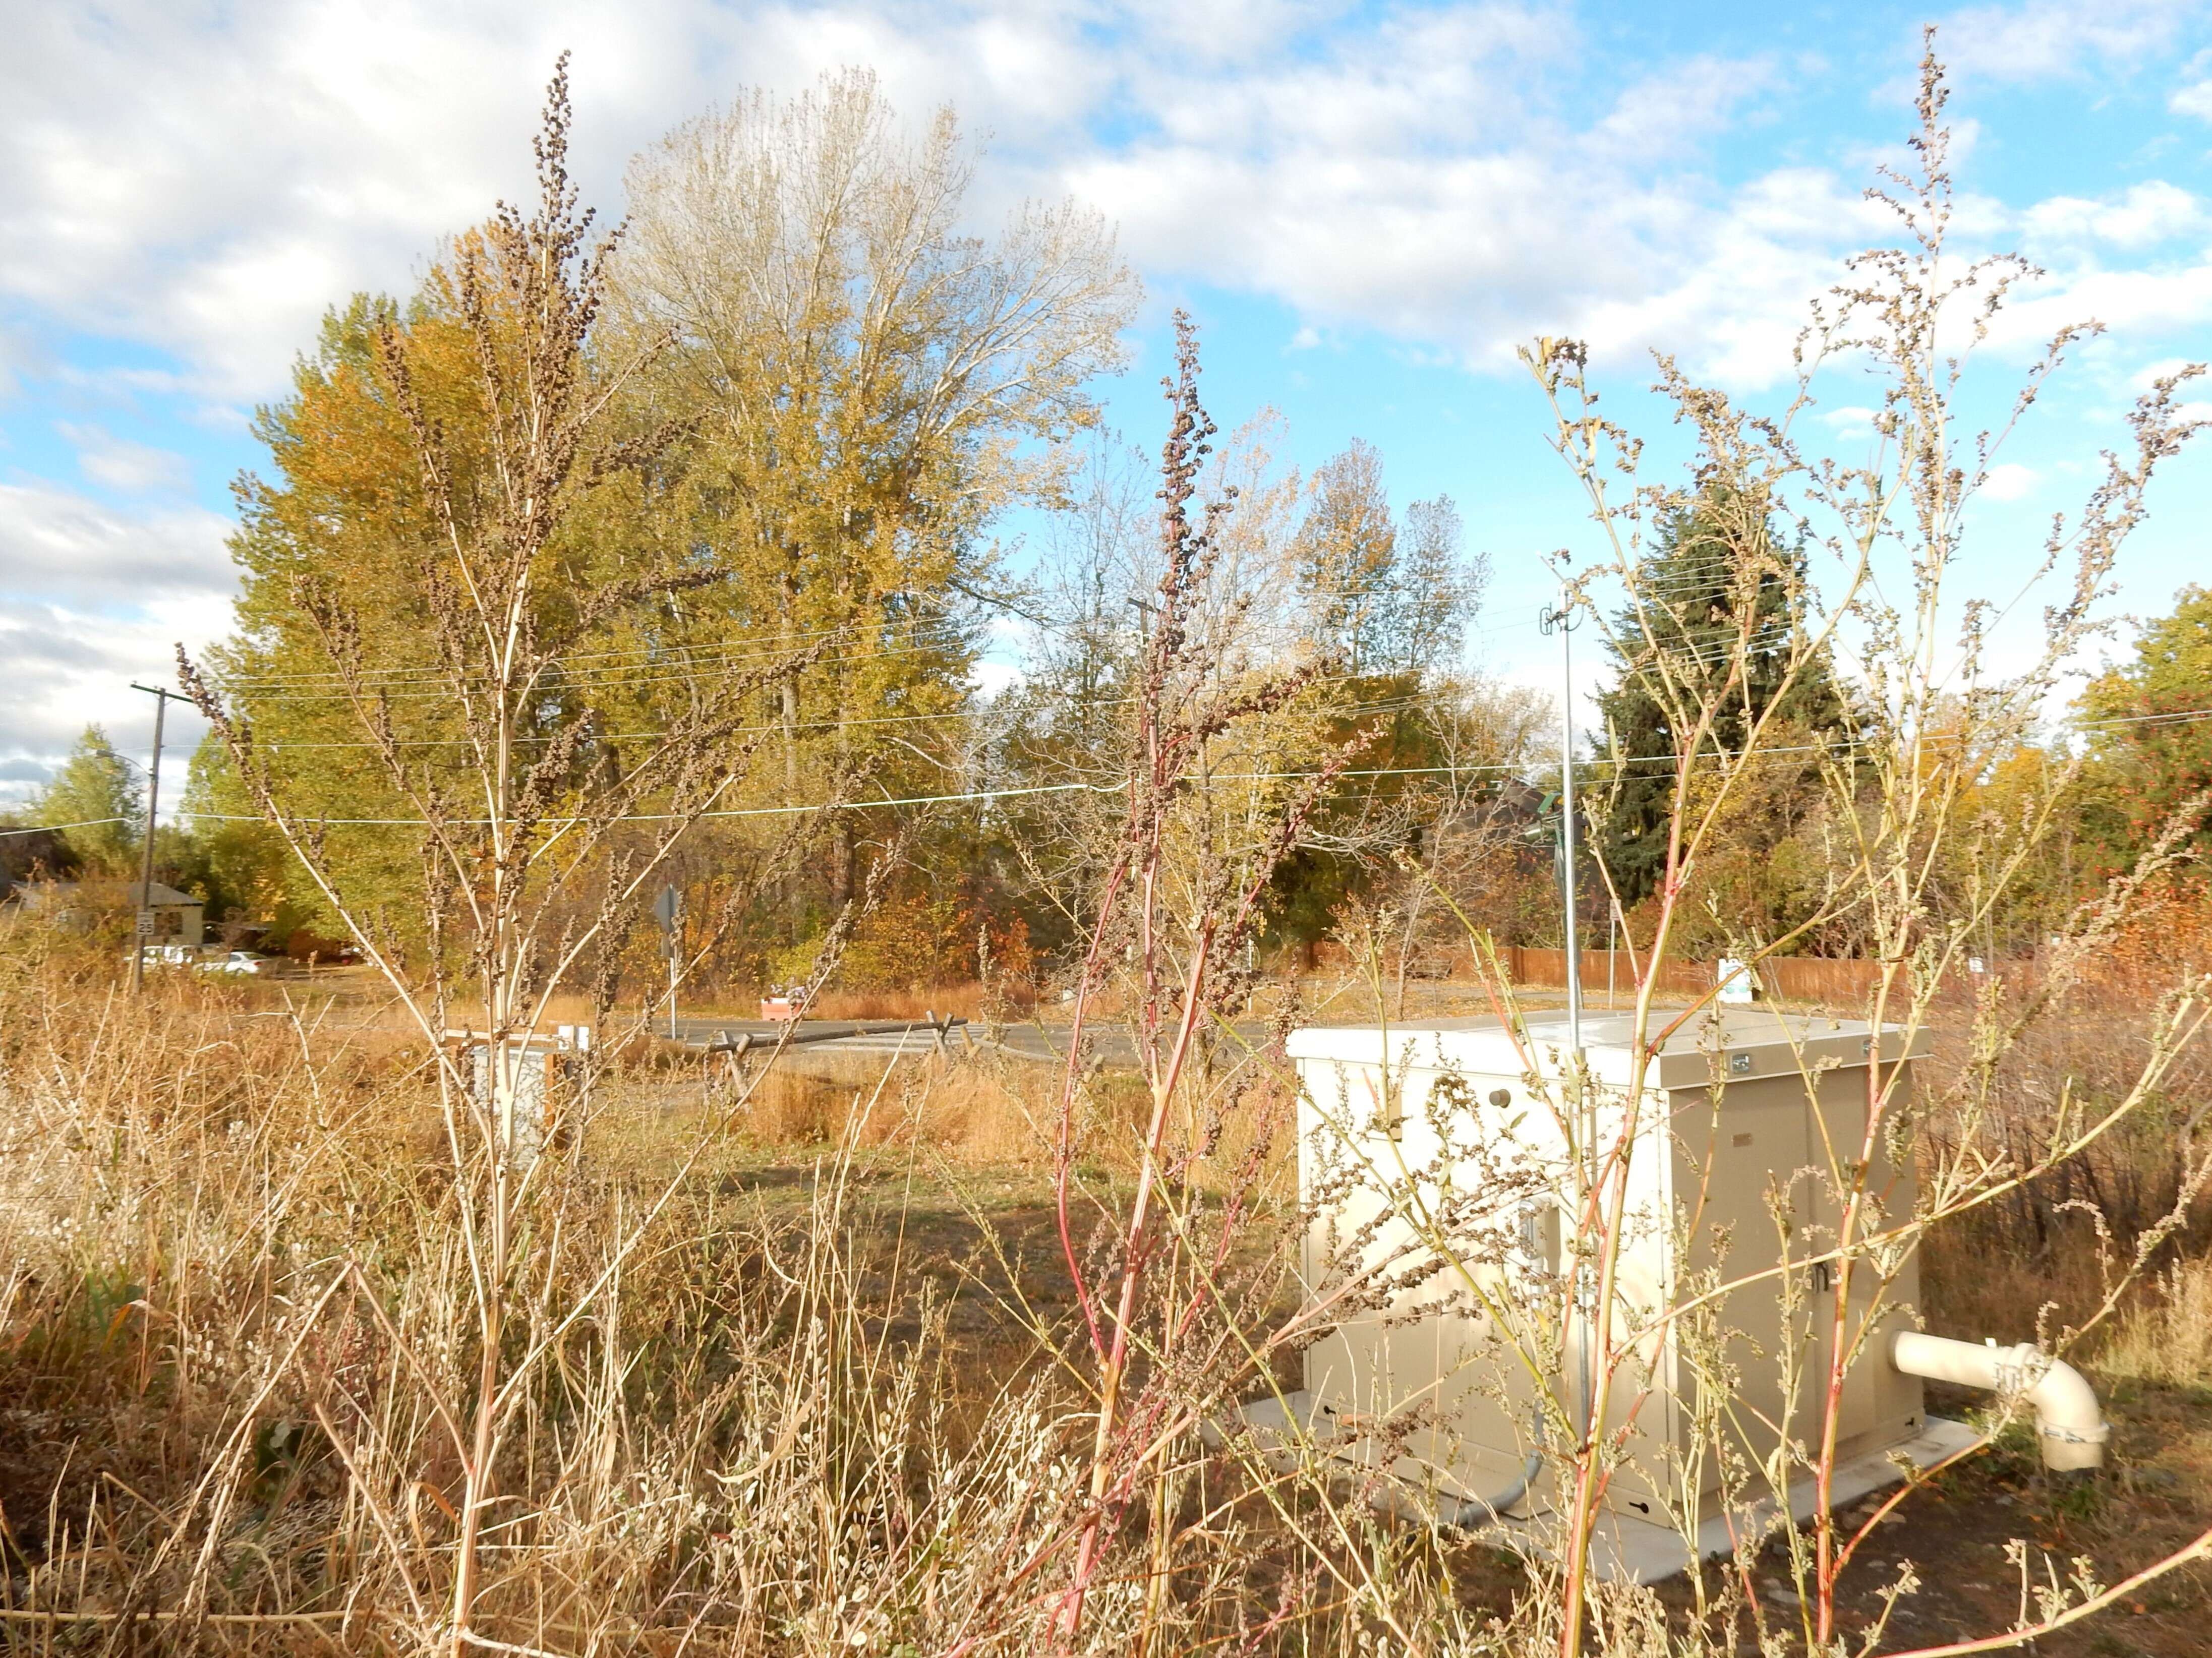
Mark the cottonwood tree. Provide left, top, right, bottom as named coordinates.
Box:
left=33, top=725, right=143, bottom=873
left=2080, top=581, right=2212, bottom=866
left=1293, top=438, right=1484, bottom=680
left=612, top=71, right=1139, bottom=916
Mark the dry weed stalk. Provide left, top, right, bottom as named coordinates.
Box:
left=1040, top=315, right=1361, bottom=1647
left=168, top=62, right=842, bottom=1653
left=1483, top=35, right=2212, bottom=1658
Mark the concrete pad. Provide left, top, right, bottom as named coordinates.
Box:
left=1218, top=1390, right=1985, bottom=1584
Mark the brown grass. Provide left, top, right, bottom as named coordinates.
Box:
left=4, top=921, right=2208, bottom=1655
left=726, top=1050, right=1055, bottom=1162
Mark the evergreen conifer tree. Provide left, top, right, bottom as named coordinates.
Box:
left=1592, top=492, right=1850, bottom=913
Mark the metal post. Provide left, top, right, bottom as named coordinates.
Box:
left=1539, top=591, right=1592, bottom=1451
left=1608, top=902, right=1618, bottom=1008
left=1540, top=599, right=1584, bottom=1056
left=653, top=884, right=680, bottom=1040
left=128, top=683, right=177, bottom=994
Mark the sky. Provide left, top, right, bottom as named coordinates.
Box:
left=5, top=0, right=2212, bottom=814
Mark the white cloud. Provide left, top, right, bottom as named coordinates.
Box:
left=2022, top=182, right=2205, bottom=250
left=0, top=481, right=232, bottom=603
left=56, top=423, right=194, bottom=494
left=2173, top=78, right=2212, bottom=120
left=7, top=0, right=2209, bottom=413
left=1072, top=33, right=1829, bottom=385
left=967, top=660, right=1024, bottom=698
left=0, top=484, right=232, bottom=801
left=0, top=0, right=1126, bottom=401
left=0, top=590, right=227, bottom=806
left=1979, top=461, right=2040, bottom=499
left=1941, top=0, right=2198, bottom=83
left=1990, top=257, right=2212, bottom=353
left=2131, top=355, right=2205, bottom=389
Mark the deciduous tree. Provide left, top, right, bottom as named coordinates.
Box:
left=33, top=725, right=141, bottom=873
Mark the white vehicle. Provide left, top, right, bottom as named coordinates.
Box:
left=195, top=951, right=267, bottom=975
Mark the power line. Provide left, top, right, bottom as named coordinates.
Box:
left=217, top=634, right=970, bottom=704
left=40, top=693, right=2212, bottom=840
left=236, top=681, right=1456, bottom=754
left=0, top=816, right=130, bottom=839
left=217, top=588, right=993, bottom=690
left=170, top=703, right=2212, bottom=831
left=184, top=778, right=1122, bottom=827
left=208, top=683, right=2212, bottom=758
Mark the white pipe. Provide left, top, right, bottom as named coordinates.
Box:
left=1891, top=1331, right=2110, bottom=1471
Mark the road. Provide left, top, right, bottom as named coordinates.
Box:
left=666, top=1014, right=1273, bottom=1068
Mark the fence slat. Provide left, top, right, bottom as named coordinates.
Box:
left=1492, top=946, right=1884, bottom=1004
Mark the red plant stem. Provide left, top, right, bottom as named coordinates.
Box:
left=1058, top=904, right=1216, bottom=1640
left=1055, top=856, right=1132, bottom=1363
left=1815, top=964, right=1902, bottom=1645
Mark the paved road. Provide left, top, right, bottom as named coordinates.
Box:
left=667, top=1014, right=1271, bottom=1069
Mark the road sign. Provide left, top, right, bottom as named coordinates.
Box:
left=652, top=885, right=678, bottom=933
left=135, top=912, right=155, bottom=938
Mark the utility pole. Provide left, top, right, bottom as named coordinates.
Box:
left=1126, top=594, right=1157, bottom=650
left=128, top=682, right=184, bottom=994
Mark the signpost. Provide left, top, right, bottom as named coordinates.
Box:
left=653, top=884, right=679, bottom=1039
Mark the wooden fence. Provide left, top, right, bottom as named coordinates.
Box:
left=1496, top=947, right=1885, bottom=1005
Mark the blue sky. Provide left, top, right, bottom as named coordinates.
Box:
left=6, top=0, right=2212, bottom=811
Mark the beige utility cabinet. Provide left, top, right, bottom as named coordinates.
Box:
left=1286, top=1009, right=1935, bottom=1548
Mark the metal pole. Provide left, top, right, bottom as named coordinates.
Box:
left=1608, top=902, right=1618, bottom=1008
left=1540, top=592, right=1593, bottom=1451
left=653, top=883, right=680, bottom=1040
left=128, top=684, right=172, bottom=995
left=1541, top=600, right=1584, bottom=1056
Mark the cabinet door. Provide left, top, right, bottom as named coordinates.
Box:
left=1804, top=1063, right=1924, bottom=1451
left=1671, top=1079, right=1816, bottom=1497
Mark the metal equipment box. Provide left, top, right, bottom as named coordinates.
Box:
left=1279, top=1008, right=1947, bottom=1569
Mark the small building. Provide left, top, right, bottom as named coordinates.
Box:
left=17, top=879, right=205, bottom=947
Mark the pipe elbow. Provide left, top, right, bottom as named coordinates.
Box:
left=1890, top=1331, right=2110, bottom=1472
left=2017, top=1350, right=2109, bottom=1472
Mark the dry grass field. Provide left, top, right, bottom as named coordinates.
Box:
left=2, top=924, right=2208, bottom=1655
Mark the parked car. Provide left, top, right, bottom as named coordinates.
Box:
left=195, top=951, right=267, bottom=975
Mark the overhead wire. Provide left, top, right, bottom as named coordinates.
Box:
left=166, top=700, right=2212, bottom=830
left=238, top=680, right=1454, bottom=753
left=0, top=816, right=130, bottom=839
left=25, top=700, right=2211, bottom=838
left=215, top=585, right=996, bottom=690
